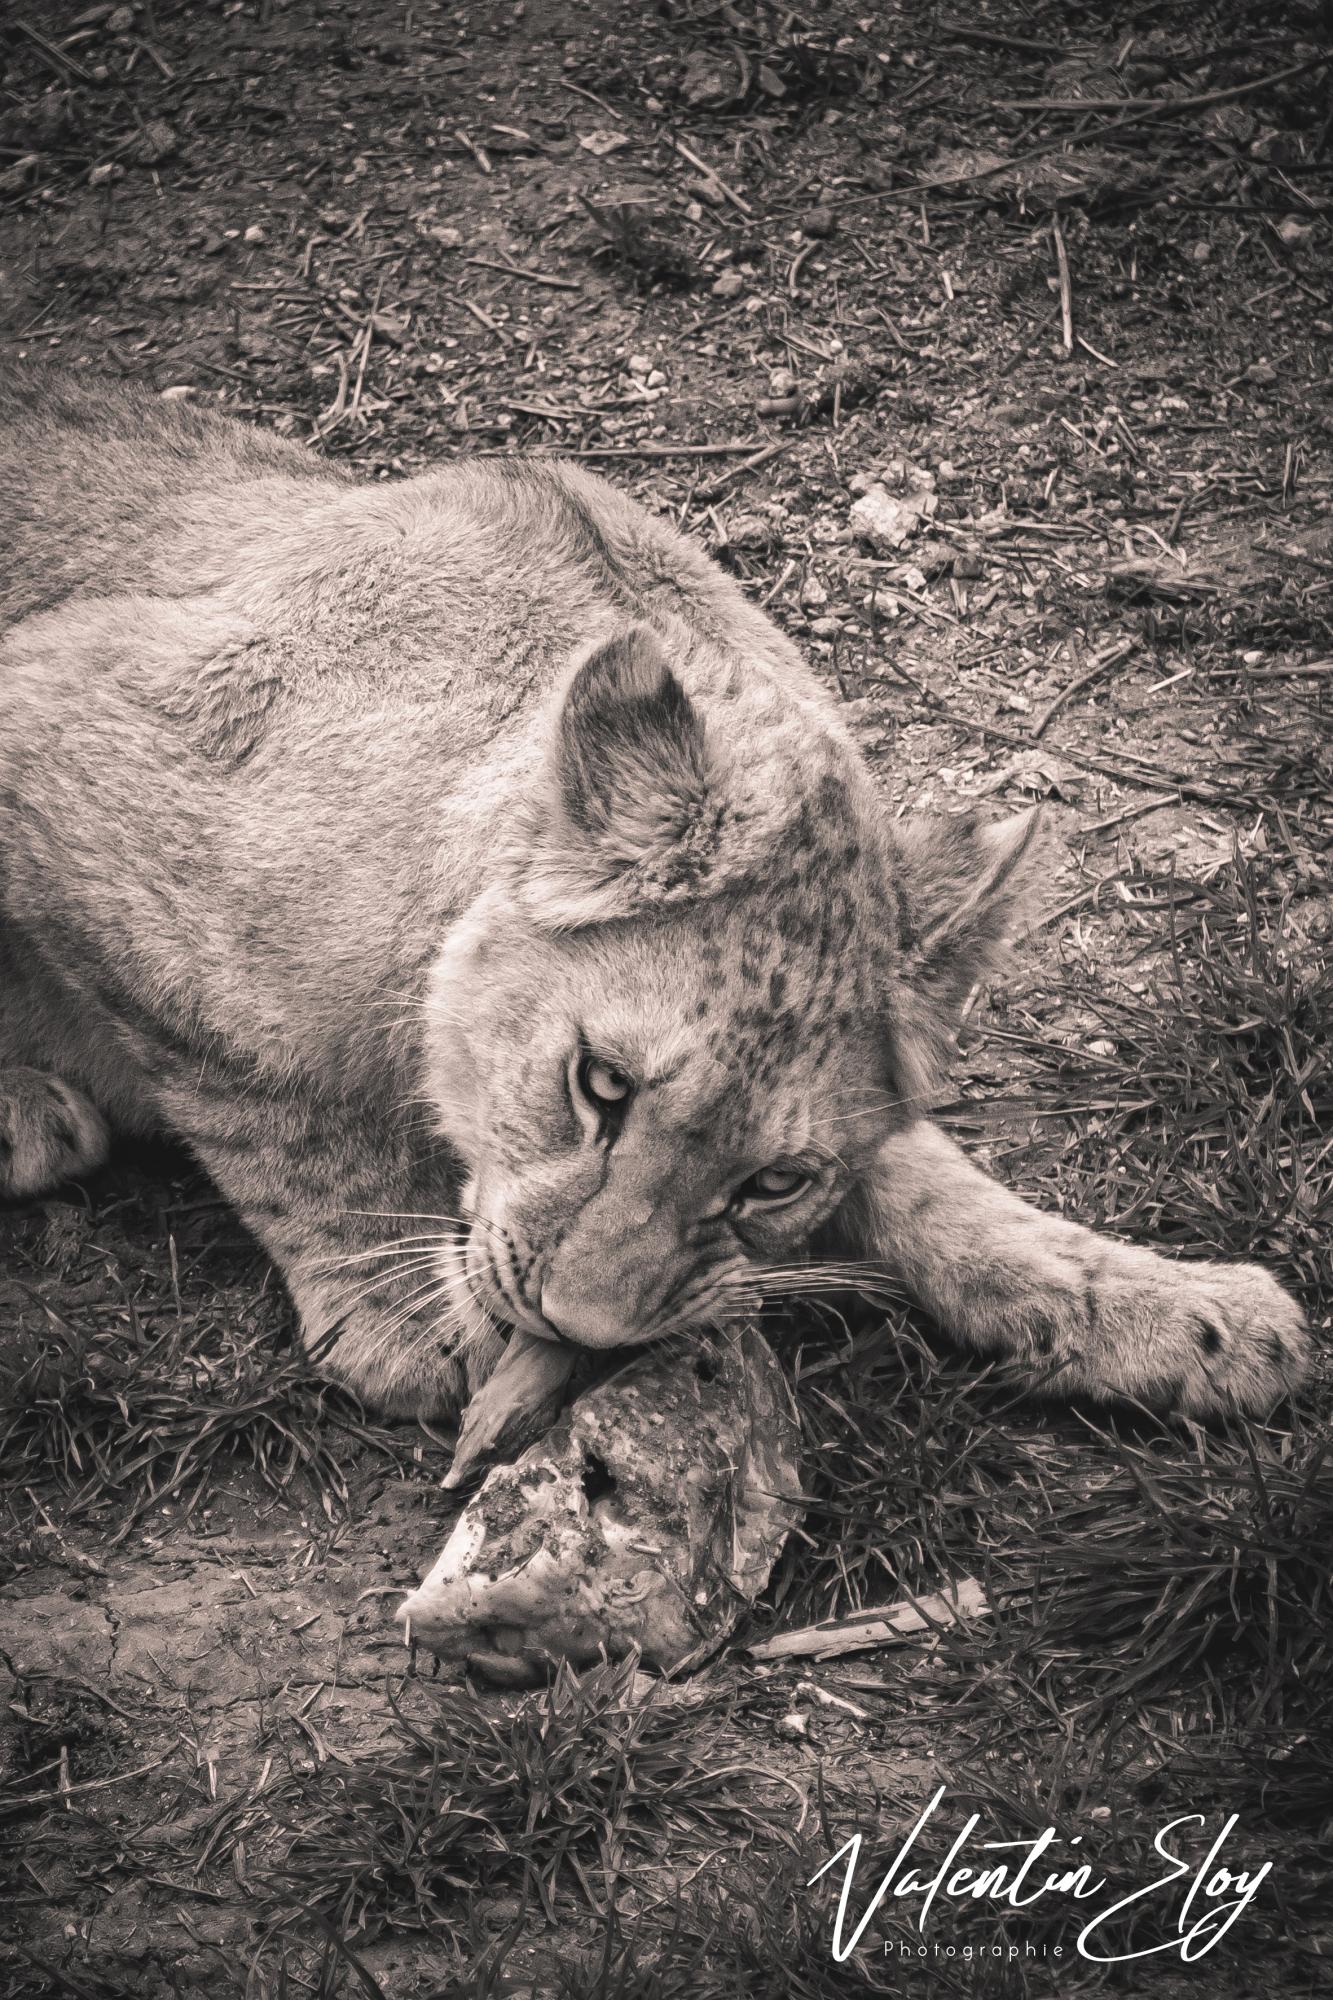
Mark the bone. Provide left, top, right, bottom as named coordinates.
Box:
left=400, top=1323, right=802, bottom=1681
left=442, top=1326, right=578, bottom=1490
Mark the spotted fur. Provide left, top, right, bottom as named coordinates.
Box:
left=0, top=370, right=1310, bottom=1419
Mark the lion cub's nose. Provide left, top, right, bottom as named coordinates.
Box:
left=539, top=1283, right=628, bottom=1351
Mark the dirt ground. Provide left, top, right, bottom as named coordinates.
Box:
left=1, top=3, right=1331, bottom=1997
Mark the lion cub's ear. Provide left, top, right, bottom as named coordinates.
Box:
left=888, top=807, right=1049, bottom=1095
left=557, top=626, right=713, bottom=868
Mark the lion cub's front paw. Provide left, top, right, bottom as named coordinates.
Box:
left=0, top=1068, right=109, bottom=1199
left=1091, top=1251, right=1311, bottom=1419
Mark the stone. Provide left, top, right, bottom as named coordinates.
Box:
left=849, top=481, right=937, bottom=553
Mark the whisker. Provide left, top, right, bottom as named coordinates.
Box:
left=339, top=1208, right=480, bottom=1230
left=348, top=1282, right=472, bottom=1372
left=315, top=1234, right=458, bottom=1275
left=322, top=1258, right=449, bottom=1318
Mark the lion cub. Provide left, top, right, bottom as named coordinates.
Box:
left=0, top=371, right=1309, bottom=1420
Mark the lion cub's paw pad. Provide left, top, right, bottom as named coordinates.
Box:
left=0, top=1070, right=109, bottom=1198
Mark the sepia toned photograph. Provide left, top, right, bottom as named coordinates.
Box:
left=1, top=3, right=1329, bottom=1995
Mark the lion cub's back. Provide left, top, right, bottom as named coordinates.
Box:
left=0, top=367, right=346, bottom=632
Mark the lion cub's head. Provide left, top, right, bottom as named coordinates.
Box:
left=426, top=626, right=1040, bottom=1352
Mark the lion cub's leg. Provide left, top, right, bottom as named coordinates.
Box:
left=860, top=1121, right=1310, bottom=1418
left=180, top=1098, right=492, bottom=1420
left=0, top=1067, right=109, bottom=1198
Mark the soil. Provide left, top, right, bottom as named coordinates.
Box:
left=1, top=2, right=1330, bottom=1995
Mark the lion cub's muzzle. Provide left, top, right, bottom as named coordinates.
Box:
left=536, top=1276, right=630, bottom=1350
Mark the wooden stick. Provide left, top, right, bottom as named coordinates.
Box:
left=465, top=255, right=581, bottom=292
left=473, top=440, right=772, bottom=461
left=1051, top=213, right=1074, bottom=354
left=996, top=56, right=1328, bottom=117
left=0, top=1752, right=175, bottom=1814
left=919, top=703, right=1244, bottom=808
left=749, top=1578, right=989, bottom=1662
left=1080, top=795, right=1179, bottom=837
left=459, top=296, right=511, bottom=346
left=1031, top=639, right=1134, bottom=740
left=347, top=273, right=383, bottom=425
left=697, top=439, right=792, bottom=495
left=669, top=135, right=753, bottom=217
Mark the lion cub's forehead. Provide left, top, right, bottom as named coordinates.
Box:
left=581, top=870, right=886, bottom=1139
left=611, top=1023, right=850, bottom=1160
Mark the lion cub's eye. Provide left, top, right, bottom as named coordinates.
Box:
left=735, top=1164, right=810, bottom=1207
left=578, top=1054, right=635, bottom=1108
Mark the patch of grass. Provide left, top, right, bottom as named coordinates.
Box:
left=1011, top=1421, right=1333, bottom=1723
left=1005, top=857, right=1332, bottom=1312
left=248, top=1653, right=814, bottom=1976
left=0, top=1277, right=397, bottom=1555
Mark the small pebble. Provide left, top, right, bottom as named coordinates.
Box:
left=800, top=204, right=836, bottom=239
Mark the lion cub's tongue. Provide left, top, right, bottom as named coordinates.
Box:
left=443, top=1328, right=577, bottom=1489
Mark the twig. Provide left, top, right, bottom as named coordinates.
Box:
left=788, top=242, right=814, bottom=297
left=1051, top=213, right=1074, bottom=354
left=348, top=274, right=383, bottom=424
left=0, top=1752, right=175, bottom=1816
left=1076, top=333, right=1119, bottom=368
left=915, top=701, right=1250, bottom=808
left=1222, top=659, right=1333, bottom=679
left=761, top=557, right=797, bottom=607
left=1081, top=795, right=1179, bottom=837
left=7, top=1947, right=104, bottom=2000
left=474, top=440, right=771, bottom=460
left=697, top=440, right=792, bottom=496
left=669, top=134, right=753, bottom=217
left=1031, top=871, right=1127, bottom=933
left=995, top=56, right=1329, bottom=118
left=835, top=115, right=1142, bottom=210
left=137, top=39, right=176, bottom=81
left=1031, top=639, right=1134, bottom=740
left=748, top=1578, right=989, bottom=1662
left=464, top=255, right=581, bottom=292
left=832, top=90, right=1266, bottom=214
left=796, top=1678, right=872, bottom=1721
left=506, top=399, right=586, bottom=421
left=12, top=18, right=94, bottom=84
left=453, top=127, right=492, bottom=174
left=459, top=296, right=511, bottom=347
left=310, top=350, right=350, bottom=439
left=19, top=1670, right=140, bottom=1724
left=556, top=77, right=627, bottom=122
left=938, top=20, right=1064, bottom=55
